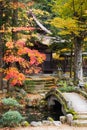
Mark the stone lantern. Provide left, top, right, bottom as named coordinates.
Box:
left=57, top=67, right=62, bottom=78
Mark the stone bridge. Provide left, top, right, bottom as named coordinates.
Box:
left=45, top=89, right=87, bottom=126
left=45, top=88, right=69, bottom=115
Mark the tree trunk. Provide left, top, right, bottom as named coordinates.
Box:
left=0, top=34, right=4, bottom=90
left=0, top=1, right=4, bottom=90
left=6, top=0, right=18, bottom=91
left=12, top=0, right=18, bottom=41
left=74, top=37, right=83, bottom=83
left=70, top=44, right=73, bottom=78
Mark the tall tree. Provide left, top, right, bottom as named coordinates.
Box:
left=0, top=1, right=5, bottom=90
left=0, top=0, right=46, bottom=90
left=50, top=0, right=87, bottom=83
left=0, top=0, right=17, bottom=90
left=12, top=0, right=18, bottom=41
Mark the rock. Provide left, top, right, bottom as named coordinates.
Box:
left=21, top=121, right=30, bottom=127
left=20, top=89, right=27, bottom=96
left=47, top=117, right=54, bottom=122
left=66, top=114, right=73, bottom=125
left=42, top=120, right=52, bottom=125
left=53, top=121, right=61, bottom=126
left=60, top=116, right=66, bottom=124
left=42, top=120, right=61, bottom=126
left=40, top=93, right=45, bottom=97
left=30, top=121, right=42, bottom=127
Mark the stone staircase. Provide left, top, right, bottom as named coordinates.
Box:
left=25, top=75, right=56, bottom=93
left=44, top=78, right=56, bottom=91
left=63, top=92, right=87, bottom=127
left=72, top=113, right=87, bottom=126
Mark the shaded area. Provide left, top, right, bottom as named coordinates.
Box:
left=26, top=100, right=64, bottom=122
left=47, top=100, right=64, bottom=120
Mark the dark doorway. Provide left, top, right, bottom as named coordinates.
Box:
left=46, top=100, right=64, bottom=120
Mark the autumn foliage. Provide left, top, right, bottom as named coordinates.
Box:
left=0, top=0, right=46, bottom=87
left=3, top=40, right=46, bottom=86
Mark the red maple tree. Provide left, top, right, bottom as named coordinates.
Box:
left=3, top=40, right=46, bottom=86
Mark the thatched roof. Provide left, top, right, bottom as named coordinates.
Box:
left=27, top=10, right=67, bottom=46
left=28, top=10, right=52, bottom=35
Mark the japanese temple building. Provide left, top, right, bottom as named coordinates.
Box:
left=29, top=10, right=87, bottom=75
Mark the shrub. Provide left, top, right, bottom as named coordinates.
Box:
left=0, top=110, right=24, bottom=127
left=67, top=109, right=78, bottom=120
left=2, top=97, right=21, bottom=107
left=84, top=83, right=87, bottom=90
left=24, top=80, right=35, bottom=92
left=58, top=86, right=76, bottom=92
left=57, top=80, right=67, bottom=87
left=24, top=80, right=35, bottom=87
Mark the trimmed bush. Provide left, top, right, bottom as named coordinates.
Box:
left=2, top=97, right=20, bottom=107
left=0, top=110, right=24, bottom=127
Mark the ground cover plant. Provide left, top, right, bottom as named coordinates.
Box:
left=0, top=110, right=24, bottom=127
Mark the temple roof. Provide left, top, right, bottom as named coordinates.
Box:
left=28, top=10, right=52, bottom=35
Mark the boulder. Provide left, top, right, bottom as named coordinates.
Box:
left=53, top=121, right=61, bottom=126
left=60, top=116, right=66, bottom=124
left=42, top=120, right=52, bottom=125
left=66, top=113, right=73, bottom=125
left=30, top=121, right=42, bottom=127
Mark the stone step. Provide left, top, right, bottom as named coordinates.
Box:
left=77, top=114, right=87, bottom=120
left=45, top=84, right=55, bottom=87
left=72, top=119, right=87, bottom=127
left=45, top=85, right=56, bottom=88
left=25, top=79, right=54, bottom=85
left=46, top=81, right=55, bottom=84
left=77, top=112, right=87, bottom=115
left=30, top=79, right=54, bottom=82
left=27, top=83, right=55, bottom=87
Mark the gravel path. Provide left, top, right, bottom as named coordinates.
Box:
left=1, top=125, right=87, bottom=130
